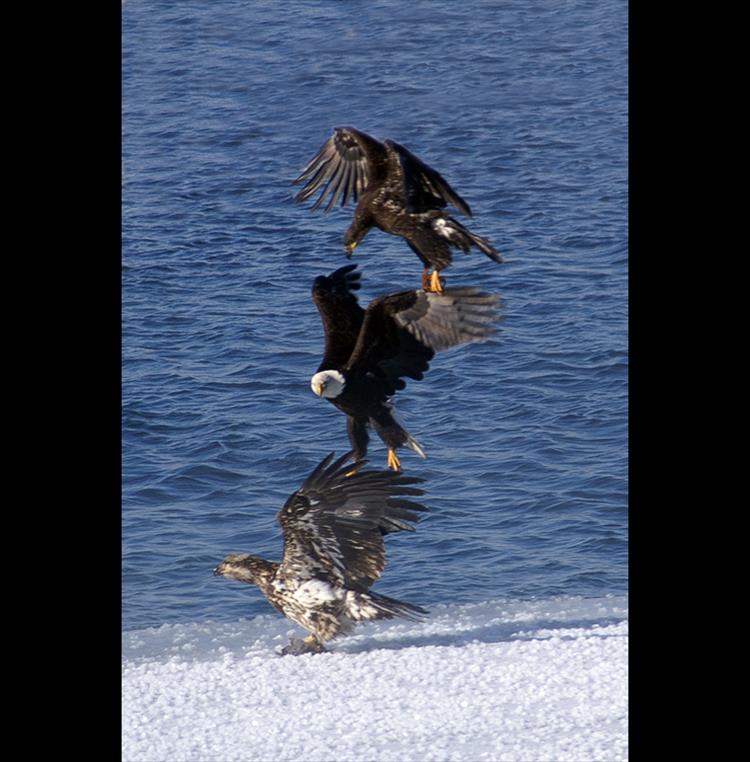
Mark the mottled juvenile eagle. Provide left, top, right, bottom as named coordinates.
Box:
left=214, top=451, right=429, bottom=655
left=310, top=263, right=500, bottom=471
left=293, top=126, right=503, bottom=294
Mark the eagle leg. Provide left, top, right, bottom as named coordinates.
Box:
left=429, top=270, right=445, bottom=294
left=280, top=634, right=326, bottom=656
left=421, top=268, right=431, bottom=291
left=386, top=448, right=402, bottom=471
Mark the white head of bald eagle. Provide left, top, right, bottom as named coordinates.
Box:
left=310, top=369, right=346, bottom=399
left=309, top=263, right=501, bottom=470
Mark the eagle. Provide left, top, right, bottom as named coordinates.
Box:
left=310, top=263, right=500, bottom=471
left=214, top=451, right=429, bottom=655
left=292, top=126, right=503, bottom=294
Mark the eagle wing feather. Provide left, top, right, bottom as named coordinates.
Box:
left=344, top=287, right=500, bottom=398
left=293, top=126, right=388, bottom=212
left=311, top=264, right=365, bottom=371
left=386, top=139, right=473, bottom=216
left=277, top=452, right=428, bottom=591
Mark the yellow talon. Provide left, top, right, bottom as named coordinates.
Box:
left=344, top=468, right=358, bottom=478
left=387, top=449, right=401, bottom=471
left=430, top=270, right=445, bottom=294
left=302, top=634, right=325, bottom=653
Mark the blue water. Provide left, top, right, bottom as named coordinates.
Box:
left=122, top=0, right=627, bottom=632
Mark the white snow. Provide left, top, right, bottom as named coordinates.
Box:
left=122, top=595, right=628, bottom=762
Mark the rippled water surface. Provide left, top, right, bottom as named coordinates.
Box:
left=122, top=0, right=628, bottom=631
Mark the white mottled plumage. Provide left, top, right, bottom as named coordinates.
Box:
left=292, top=579, right=340, bottom=606
left=214, top=452, right=429, bottom=654
left=433, top=217, right=451, bottom=237
left=344, top=590, right=382, bottom=619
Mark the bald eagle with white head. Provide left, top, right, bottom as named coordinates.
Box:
left=214, top=451, right=429, bottom=655
left=293, top=126, right=503, bottom=293
left=310, top=263, right=501, bottom=471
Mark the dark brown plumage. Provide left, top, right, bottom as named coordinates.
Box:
left=293, top=126, right=503, bottom=293
left=310, top=264, right=501, bottom=471
left=214, top=451, right=429, bottom=655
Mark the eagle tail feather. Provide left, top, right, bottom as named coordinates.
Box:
left=467, top=229, right=503, bottom=263
left=351, top=590, right=429, bottom=622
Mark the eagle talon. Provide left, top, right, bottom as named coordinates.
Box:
left=281, top=635, right=326, bottom=656
left=387, top=449, right=402, bottom=471
left=429, top=270, right=445, bottom=294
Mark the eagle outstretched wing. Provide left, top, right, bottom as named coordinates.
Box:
left=311, top=264, right=366, bottom=372
left=293, top=127, right=473, bottom=220
left=292, top=126, right=388, bottom=212
left=386, top=139, right=472, bottom=217
left=345, top=287, right=501, bottom=398
left=277, top=452, right=428, bottom=591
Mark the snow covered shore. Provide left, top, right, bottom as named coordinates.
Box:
left=122, top=595, right=628, bottom=762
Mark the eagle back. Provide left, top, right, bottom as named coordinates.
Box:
left=385, top=139, right=472, bottom=216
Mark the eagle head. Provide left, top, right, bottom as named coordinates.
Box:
left=310, top=370, right=346, bottom=399
left=214, top=554, right=275, bottom=586
left=343, top=217, right=369, bottom=257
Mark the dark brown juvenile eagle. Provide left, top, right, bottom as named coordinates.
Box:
left=214, top=451, right=429, bottom=655
left=292, top=126, right=503, bottom=294
left=310, top=263, right=500, bottom=471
